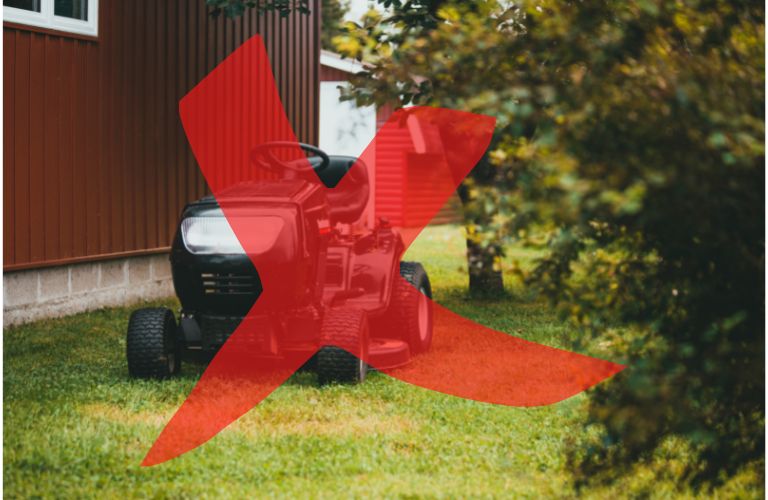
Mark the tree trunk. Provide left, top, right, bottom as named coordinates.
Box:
left=465, top=238, right=504, bottom=296
left=457, top=180, right=504, bottom=297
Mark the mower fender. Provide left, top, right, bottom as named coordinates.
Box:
left=180, top=314, right=202, bottom=343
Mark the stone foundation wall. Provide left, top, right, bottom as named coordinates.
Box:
left=3, top=254, right=175, bottom=327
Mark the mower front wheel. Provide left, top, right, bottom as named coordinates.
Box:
left=317, top=308, right=369, bottom=385
left=126, top=308, right=181, bottom=379
left=387, top=262, right=434, bottom=354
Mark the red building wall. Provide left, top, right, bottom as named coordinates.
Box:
left=4, top=0, right=320, bottom=270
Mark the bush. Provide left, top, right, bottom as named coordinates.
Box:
left=336, top=0, right=764, bottom=485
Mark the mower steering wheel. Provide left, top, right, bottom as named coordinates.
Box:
left=251, top=141, right=330, bottom=174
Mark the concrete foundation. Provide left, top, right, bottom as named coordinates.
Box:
left=3, top=254, right=175, bottom=327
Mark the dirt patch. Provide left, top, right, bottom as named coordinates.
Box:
left=234, top=408, right=417, bottom=438
left=80, top=403, right=173, bottom=427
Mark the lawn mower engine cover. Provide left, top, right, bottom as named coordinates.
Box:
left=170, top=179, right=329, bottom=317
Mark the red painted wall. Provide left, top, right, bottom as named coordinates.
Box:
left=4, top=0, right=320, bottom=270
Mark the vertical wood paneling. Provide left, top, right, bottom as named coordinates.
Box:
left=195, top=0, right=208, bottom=200
left=84, top=41, right=100, bottom=256
left=4, top=0, right=320, bottom=270
left=144, top=1, right=157, bottom=250
left=111, top=0, right=125, bottom=253
left=157, top=0, right=170, bottom=246
left=130, top=2, right=146, bottom=250
left=120, top=0, right=133, bottom=251
left=28, top=33, right=45, bottom=262
left=12, top=31, right=29, bottom=263
left=4, top=32, right=16, bottom=265
left=59, top=38, right=74, bottom=259
left=43, top=37, right=61, bottom=260
left=185, top=0, right=198, bottom=204
left=72, top=40, right=88, bottom=258
left=165, top=0, right=177, bottom=243
left=97, top=0, right=111, bottom=254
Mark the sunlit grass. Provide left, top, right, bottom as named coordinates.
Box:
left=4, top=225, right=762, bottom=498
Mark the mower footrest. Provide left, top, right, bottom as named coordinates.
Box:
left=368, top=338, right=410, bottom=370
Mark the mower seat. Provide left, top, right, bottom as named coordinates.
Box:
left=316, top=155, right=370, bottom=224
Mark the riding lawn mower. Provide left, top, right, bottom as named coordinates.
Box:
left=126, top=142, right=433, bottom=384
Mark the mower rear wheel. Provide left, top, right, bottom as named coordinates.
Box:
left=386, top=262, right=434, bottom=354
left=317, top=308, right=369, bottom=385
left=126, top=308, right=181, bottom=379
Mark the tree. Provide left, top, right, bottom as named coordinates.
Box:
left=321, top=0, right=350, bottom=51
left=206, top=0, right=310, bottom=19
left=333, top=0, right=764, bottom=486
left=333, top=1, right=516, bottom=295
left=206, top=0, right=350, bottom=51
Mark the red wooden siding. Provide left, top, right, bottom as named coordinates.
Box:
left=320, top=64, right=349, bottom=82
left=372, top=106, right=463, bottom=226
left=4, top=0, right=320, bottom=270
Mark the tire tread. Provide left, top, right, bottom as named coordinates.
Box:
left=126, top=308, right=178, bottom=379
left=317, top=309, right=368, bottom=385
left=387, top=261, right=433, bottom=354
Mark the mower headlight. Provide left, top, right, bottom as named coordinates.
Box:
left=180, top=216, right=285, bottom=255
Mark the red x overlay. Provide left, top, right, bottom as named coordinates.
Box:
left=142, top=36, right=624, bottom=466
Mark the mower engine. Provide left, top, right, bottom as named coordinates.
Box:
left=170, top=178, right=329, bottom=352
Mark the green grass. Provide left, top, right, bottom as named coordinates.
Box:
left=4, top=225, right=762, bottom=498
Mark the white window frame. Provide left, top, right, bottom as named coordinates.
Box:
left=4, top=0, right=98, bottom=37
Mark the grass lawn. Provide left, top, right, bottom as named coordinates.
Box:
left=4, top=225, right=762, bottom=498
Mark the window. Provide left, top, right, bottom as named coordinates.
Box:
left=4, top=0, right=97, bottom=36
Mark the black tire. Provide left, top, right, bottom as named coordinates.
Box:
left=387, top=262, right=433, bottom=354
left=126, top=308, right=181, bottom=379
left=317, top=308, right=369, bottom=385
